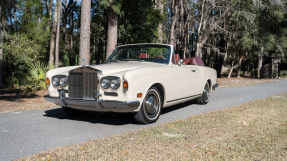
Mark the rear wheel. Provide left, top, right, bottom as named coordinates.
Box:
left=197, top=82, right=210, bottom=104
left=62, top=106, right=80, bottom=116
left=134, top=87, right=162, bottom=124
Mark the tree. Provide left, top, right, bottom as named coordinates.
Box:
left=55, top=0, right=62, bottom=68
left=170, top=0, right=178, bottom=47
left=155, top=0, right=164, bottom=43
left=79, top=0, right=91, bottom=65
left=48, top=0, right=58, bottom=68
left=0, top=1, right=5, bottom=86
left=105, top=0, right=118, bottom=60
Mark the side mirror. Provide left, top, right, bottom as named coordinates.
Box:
left=178, top=59, right=183, bottom=66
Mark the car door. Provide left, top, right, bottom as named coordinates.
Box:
left=175, top=65, right=202, bottom=101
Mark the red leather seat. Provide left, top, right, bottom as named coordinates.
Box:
left=182, top=58, right=192, bottom=65
left=139, top=53, right=149, bottom=58
left=190, top=57, right=204, bottom=66
left=181, top=57, right=204, bottom=66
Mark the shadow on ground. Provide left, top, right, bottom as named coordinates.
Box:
left=44, top=100, right=195, bottom=125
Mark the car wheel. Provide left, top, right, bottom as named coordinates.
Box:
left=134, top=87, right=162, bottom=124
left=62, top=106, right=80, bottom=116
left=197, top=82, right=210, bottom=104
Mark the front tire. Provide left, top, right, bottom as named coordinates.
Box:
left=134, top=87, right=162, bottom=124
left=62, top=106, right=80, bottom=116
left=197, top=82, right=210, bottom=104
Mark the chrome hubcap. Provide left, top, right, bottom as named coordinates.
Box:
left=144, top=91, right=160, bottom=119
left=145, top=96, right=157, bottom=114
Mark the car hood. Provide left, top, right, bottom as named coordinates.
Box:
left=93, top=61, right=165, bottom=75
left=47, top=61, right=165, bottom=77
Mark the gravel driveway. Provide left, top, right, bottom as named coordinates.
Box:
left=0, top=79, right=286, bottom=161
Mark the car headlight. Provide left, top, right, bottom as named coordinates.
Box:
left=101, top=79, right=110, bottom=89
left=110, top=78, right=120, bottom=90
left=60, top=77, right=68, bottom=87
left=52, top=77, right=60, bottom=87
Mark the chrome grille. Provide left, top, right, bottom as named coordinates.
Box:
left=68, top=67, right=98, bottom=100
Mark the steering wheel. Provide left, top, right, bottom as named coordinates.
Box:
left=154, top=56, right=164, bottom=59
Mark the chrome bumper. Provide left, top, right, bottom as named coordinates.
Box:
left=43, top=94, right=140, bottom=110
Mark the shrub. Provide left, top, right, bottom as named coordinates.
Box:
left=29, top=61, right=49, bottom=90
left=280, top=70, right=287, bottom=78
left=272, top=71, right=278, bottom=78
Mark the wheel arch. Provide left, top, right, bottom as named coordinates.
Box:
left=150, top=83, right=165, bottom=107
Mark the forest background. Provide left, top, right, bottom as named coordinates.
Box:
left=0, top=0, right=286, bottom=91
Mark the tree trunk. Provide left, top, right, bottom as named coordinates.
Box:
left=228, top=52, right=235, bottom=78
left=63, top=0, right=68, bottom=49
left=79, top=0, right=91, bottom=65
left=0, top=4, right=4, bottom=85
left=106, top=0, right=118, bottom=60
left=178, top=0, right=184, bottom=52
left=170, top=1, right=178, bottom=47
left=220, top=42, right=228, bottom=76
left=237, top=56, right=243, bottom=77
left=228, top=60, right=234, bottom=78
left=157, top=1, right=164, bottom=43
left=185, top=21, right=190, bottom=58
left=69, top=7, right=73, bottom=50
left=195, top=41, right=202, bottom=57
left=48, top=0, right=58, bottom=68
left=97, top=38, right=103, bottom=64
left=257, top=44, right=264, bottom=78
left=55, top=0, right=62, bottom=68
left=195, top=0, right=205, bottom=57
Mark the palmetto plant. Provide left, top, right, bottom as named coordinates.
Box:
left=29, top=61, right=49, bottom=90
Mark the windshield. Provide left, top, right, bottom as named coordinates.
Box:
left=106, top=45, right=171, bottom=64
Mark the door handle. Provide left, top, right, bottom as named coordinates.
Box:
left=191, top=70, right=196, bottom=73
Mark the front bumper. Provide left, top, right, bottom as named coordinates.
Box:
left=43, top=94, right=140, bottom=110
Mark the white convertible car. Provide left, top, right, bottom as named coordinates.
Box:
left=44, top=44, right=218, bottom=124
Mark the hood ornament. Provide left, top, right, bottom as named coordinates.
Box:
left=83, top=59, right=86, bottom=67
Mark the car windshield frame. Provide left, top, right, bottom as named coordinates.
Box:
left=105, top=44, right=172, bottom=64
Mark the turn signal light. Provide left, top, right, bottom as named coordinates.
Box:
left=123, top=81, right=128, bottom=89
left=123, top=81, right=128, bottom=93
left=46, top=78, right=50, bottom=85
left=137, top=93, right=142, bottom=98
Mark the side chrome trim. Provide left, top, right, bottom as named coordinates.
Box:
left=43, top=95, right=140, bottom=109
left=166, top=94, right=202, bottom=103
left=212, top=83, right=219, bottom=90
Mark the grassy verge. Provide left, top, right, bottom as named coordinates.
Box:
left=15, top=92, right=287, bottom=161
left=217, top=78, right=278, bottom=89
